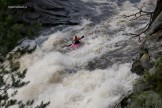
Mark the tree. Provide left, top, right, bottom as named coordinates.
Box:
left=0, top=49, right=50, bottom=108
left=0, top=0, right=41, bottom=57
left=151, top=0, right=162, bottom=23
left=123, top=0, right=162, bottom=41
left=120, top=1, right=162, bottom=107
left=0, top=0, right=48, bottom=107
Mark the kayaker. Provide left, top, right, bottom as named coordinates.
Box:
left=68, top=35, right=84, bottom=47
left=73, top=36, right=81, bottom=44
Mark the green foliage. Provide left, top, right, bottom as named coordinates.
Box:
left=133, top=76, right=150, bottom=93
left=0, top=48, right=49, bottom=108
left=124, top=56, right=162, bottom=108
left=35, top=101, right=50, bottom=108
left=144, top=57, right=162, bottom=94
left=126, top=91, right=162, bottom=108
left=0, top=0, right=41, bottom=56
left=0, top=59, right=29, bottom=107
left=0, top=12, right=41, bottom=55
left=0, top=1, right=49, bottom=108
left=26, top=22, right=42, bottom=38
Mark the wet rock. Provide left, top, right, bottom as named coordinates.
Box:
left=25, top=13, right=41, bottom=20
left=86, top=58, right=113, bottom=70
left=121, top=96, right=132, bottom=108
left=17, top=0, right=118, bottom=28
left=142, top=37, right=162, bottom=60
left=0, top=54, right=4, bottom=63
left=140, top=53, right=153, bottom=70
left=131, top=60, right=144, bottom=75
left=147, top=11, right=162, bottom=36
left=131, top=48, right=153, bottom=75
left=141, top=9, right=162, bottom=62
left=17, top=0, right=91, bottom=27
left=151, top=29, right=162, bottom=41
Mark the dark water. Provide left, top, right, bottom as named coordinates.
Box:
left=23, top=0, right=141, bottom=28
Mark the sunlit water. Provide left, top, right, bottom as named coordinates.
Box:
left=15, top=0, right=155, bottom=108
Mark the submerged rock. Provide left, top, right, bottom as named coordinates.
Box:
left=86, top=57, right=113, bottom=70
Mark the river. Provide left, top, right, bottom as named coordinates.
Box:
left=15, top=0, right=155, bottom=108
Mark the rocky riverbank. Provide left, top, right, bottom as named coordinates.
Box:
left=119, top=1, right=162, bottom=107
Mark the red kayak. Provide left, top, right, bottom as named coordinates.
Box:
left=70, top=43, right=81, bottom=49
left=69, top=35, right=84, bottom=49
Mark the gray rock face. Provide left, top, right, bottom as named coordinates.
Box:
left=17, top=0, right=118, bottom=28
left=18, top=0, right=90, bottom=27
left=144, top=39, right=162, bottom=59
left=131, top=60, right=144, bottom=75
left=143, top=9, right=162, bottom=60
left=25, top=13, right=41, bottom=20
left=131, top=9, right=162, bottom=75
left=131, top=49, right=153, bottom=75
left=140, top=53, right=153, bottom=70
left=148, top=11, right=162, bottom=36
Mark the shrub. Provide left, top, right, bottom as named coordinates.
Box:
left=124, top=57, right=162, bottom=108
left=0, top=50, right=50, bottom=108
left=126, top=91, right=162, bottom=108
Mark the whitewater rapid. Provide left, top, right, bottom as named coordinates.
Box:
left=16, top=0, right=155, bottom=108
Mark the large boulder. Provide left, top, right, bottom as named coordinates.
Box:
left=140, top=53, right=153, bottom=70
left=131, top=48, right=153, bottom=75
left=131, top=59, right=144, bottom=75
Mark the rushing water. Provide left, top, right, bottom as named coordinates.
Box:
left=15, top=0, right=155, bottom=108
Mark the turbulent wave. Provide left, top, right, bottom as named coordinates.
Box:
left=15, top=0, right=156, bottom=108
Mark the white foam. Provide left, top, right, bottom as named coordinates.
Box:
left=17, top=63, right=137, bottom=108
